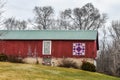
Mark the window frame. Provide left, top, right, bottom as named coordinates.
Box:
left=42, top=41, right=52, bottom=55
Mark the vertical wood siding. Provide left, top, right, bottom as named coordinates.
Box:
left=0, top=40, right=97, bottom=58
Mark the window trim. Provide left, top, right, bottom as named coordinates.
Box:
left=42, top=41, right=52, bottom=55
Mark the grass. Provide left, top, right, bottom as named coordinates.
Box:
left=0, top=62, right=119, bottom=80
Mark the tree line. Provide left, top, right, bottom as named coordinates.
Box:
left=97, top=21, right=120, bottom=76
left=1, top=2, right=106, bottom=30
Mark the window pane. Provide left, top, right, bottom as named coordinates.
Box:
left=43, top=41, right=51, bottom=55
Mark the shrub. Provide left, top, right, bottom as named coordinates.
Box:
left=81, top=61, right=96, bottom=72
left=58, top=58, right=78, bottom=69
left=7, top=55, right=23, bottom=63
left=0, top=53, right=8, bottom=61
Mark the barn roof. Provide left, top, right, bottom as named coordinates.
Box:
left=0, top=30, right=98, bottom=40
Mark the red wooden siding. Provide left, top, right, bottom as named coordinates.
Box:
left=0, top=41, right=42, bottom=58
left=0, top=40, right=97, bottom=58
left=52, top=40, right=96, bottom=58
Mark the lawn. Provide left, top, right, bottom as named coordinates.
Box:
left=0, top=62, right=119, bottom=80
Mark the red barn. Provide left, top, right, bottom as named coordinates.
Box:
left=0, top=30, right=98, bottom=66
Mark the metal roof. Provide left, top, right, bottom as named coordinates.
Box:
left=0, top=30, right=97, bottom=40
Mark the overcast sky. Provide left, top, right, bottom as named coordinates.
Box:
left=2, top=0, right=120, bottom=23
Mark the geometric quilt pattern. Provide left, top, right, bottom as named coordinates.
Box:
left=73, top=43, right=85, bottom=55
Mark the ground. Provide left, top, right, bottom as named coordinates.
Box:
left=0, top=62, right=119, bottom=80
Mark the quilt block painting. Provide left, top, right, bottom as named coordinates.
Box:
left=73, top=43, right=85, bottom=55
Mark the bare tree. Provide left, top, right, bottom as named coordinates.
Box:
left=4, top=17, right=16, bottom=30
left=109, top=21, right=120, bottom=76
left=96, top=28, right=111, bottom=73
left=59, top=3, right=107, bottom=30
left=97, top=20, right=120, bottom=76
left=16, top=20, right=27, bottom=30
left=57, top=12, right=72, bottom=30
left=32, top=6, right=54, bottom=30
left=4, top=17, right=27, bottom=30
left=0, top=0, right=6, bottom=29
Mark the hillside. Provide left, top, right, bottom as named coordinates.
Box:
left=0, top=62, right=119, bottom=80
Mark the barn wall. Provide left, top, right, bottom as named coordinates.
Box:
left=0, top=40, right=97, bottom=58
left=0, top=40, right=42, bottom=58
left=52, top=40, right=96, bottom=58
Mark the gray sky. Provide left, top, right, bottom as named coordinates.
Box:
left=2, top=0, right=120, bottom=23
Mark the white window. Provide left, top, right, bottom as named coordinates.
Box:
left=42, top=41, right=51, bottom=55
